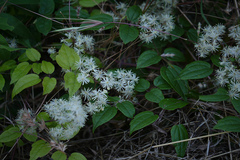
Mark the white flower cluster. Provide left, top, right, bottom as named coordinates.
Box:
left=61, top=31, right=94, bottom=55
left=15, top=109, right=37, bottom=134
left=75, top=55, right=139, bottom=113
left=195, top=24, right=225, bottom=57
left=6, top=38, right=18, bottom=48
left=138, top=0, right=177, bottom=43
left=104, top=2, right=127, bottom=22
left=228, top=25, right=240, bottom=45
left=44, top=95, right=88, bottom=140
left=215, top=47, right=240, bottom=99
left=195, top=24, right=240, bottom=99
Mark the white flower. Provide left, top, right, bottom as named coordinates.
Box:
left=77, top=72, right=90, bottom=85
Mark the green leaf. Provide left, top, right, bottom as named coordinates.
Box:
left=164, top=48, right=186, bottom=62
left=30, top=140, right=51, bottom=160
left=153, top=76, right=171, bottom=90
left=42, top=77, right=56, bottom=95
left=32, top=63, right=42, bottom=74
left=171, top=124, right=188, bottom=157
left=39, top=0, right=55, bottom=15
left=137, top=50, right=161, bottom=69
left=231, top=98, right=240, bottom=114
left=119, top=25, right=139, bottom=44
left=23, top=131, right=37, bottom=142
left=159, top=98, right=188, bottom=110
left=107, top=96, right=120, bottom=102
left=0, top=34, right=8, bottom=45
left=0, top=13, right=32, bottom=39
left=0, top=17, right=14, bottom=31
left=51, top=151, right=67, bottom=160
left=187, top=28, right=198, bottom=42
left=0, top=60, right=16, bottom=72
left=134, top=78, right=150, bottom=92
left=117, top=101, right=135, bottom=118
left=0, top=127, right=21, bottom=142
left=0, top=74, right=5, bottom=91
left=171, top=25, right=185, bottom=41
left=211, top=55, right=221, bottom=67
left=12, top=74, right=41, bottom=99
left=161, top=65, right=189, bottom=100
left=199, top=88, right=229, bottom=102
left=41, top=61, right=55, bottom=74
left=35, top=17, right=52, bottom=36
left=92, top=106, right=117, bottom=132
left=214, top=116, right=240, bottom=132
left=126, top=5, right=142, bottom=22
left=130, top=111, right=158, bottom=135
left=64, top=72, right=81, bottom=97
left=68, top=152, right=87, bottom=160
left=179, top=61, right=213, bottom=80
left=79, top=0, right=107, bottom=7
left=145, top=88, right=164, bottom=103
left=10, top=62, right=32, bottom=84
left=26, top=48, right=41, bottom=62
left=56, top=44, right=80, bottom=70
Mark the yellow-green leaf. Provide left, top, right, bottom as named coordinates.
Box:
left=26, top=48, right=41, bottom=62
left=56, top=44, right=80, bottom=70
left=64, top=72, right=81, bottom=97
left=52, top=151, right=67, bottom=160
left=32, top=63, right=42, bottom=74
left=10, top=62, right=32, bottom=84
left=41, top=61, right=55, bottom=74
left=0, top=127, right=21, bottom=142
left=42, top=77, right=56, bottom=95
left=30, top=140, right=51, bottom=160
left=12, top=74, right=41, bottom=99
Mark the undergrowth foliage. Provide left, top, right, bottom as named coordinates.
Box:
left=1, top=0, right=240, bottom=159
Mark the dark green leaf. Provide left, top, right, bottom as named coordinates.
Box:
left=130, top=111, right=158, bottom=135
left=164, top=48, right=186, bottom=62
left=159, top=98, right=188, bottom=110
left=0, top=60, right=16, bottom=72
left=187, top=28, right=198, bottom=42
left=126, top=5, right=142, bottom=22
left=145, top=88, right=164, bottom=103
left=231, top=98, right=240, bottom=114
left=92, top=106, right=117, bottom=132
left=39, top=0, right=55, bottom=15
left=119, top=25, right=139, bottom=44
left=199, top=88, right=229, bottom=102
left=171, top=25, right=185, bottom=41
left=171, top=124, right=188, bottom=157
left=161, top=65, right=189, bottom=100
left=214, top=116, right=240, bottom=132
left=35, top=17, right=52, bottom=36
left=179, top=61, right=213, bottom=80
left=137, top=50, right=161, bottom=69
left=0, top=13, right=32, bottom=39
left=134, top=78, right=150, bottom=92
left=153, top=76, right=171, bottom=90
left=79, top=0, right=107, bottom=7
left=117, top=101, right=135, bottom=118
left=0, top=74, right=5, bottom=91
left=211, top=55, right=221, bottom=67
